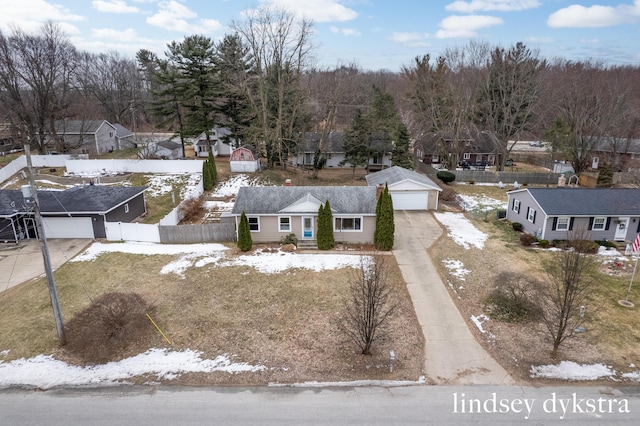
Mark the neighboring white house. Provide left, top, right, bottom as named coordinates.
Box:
left=365, top=166, right=442, bottom=210
left=195, top=128, right=235, bottom=157
left=153, top=140, right=184, bottom=160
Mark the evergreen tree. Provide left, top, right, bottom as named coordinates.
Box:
left=317, top=200, right=335, bottom=250
left=237, top=211, right=253, bottom=251
left=341, top=109, right=371, bottom=173
left=207, top=150, right=218, bottom=187
left=202, top=159, right=213, bottom=190
left=374, top=185, right=395, bottom=251
left=392, top=124, right=414, bottom=169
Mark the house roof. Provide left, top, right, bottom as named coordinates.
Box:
left=515, top=188, right=640, bottom=216
left=156, top=140, right=182, bottom=150
left=231, top=186, right=377, bottom=215
left=53, top=120, right=113, bottom=134
left=592, top=137, right=640, bottom=154
left=195, top=127, right=233, bottom=144
left=0, top=186, right=147, bottom=216
left=365, top=166, right=442, bottom=191
left=300, top=132, right=345, bottom=153
left=113, top=123, right=133, bottom=138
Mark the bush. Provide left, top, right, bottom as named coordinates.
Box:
left=280, top=233, right=298, bottom=246
left=485, top=272, right=541, bottom=323
left=539, top=239, right=549, bottom=248
left=237, top=212, right=253, bottom=251
left=512, top=222, right=523, bottom=232
left=438, top=185, right=458, bottom=202
left=519, top=233, right=537, bottom=246
left=178, top=196, right=204, bottom=223
left=468, top=179, right=475, bottom=185
left=436, top=170, right=456, bottom=184
left=595, top=240, right=616, bottom=248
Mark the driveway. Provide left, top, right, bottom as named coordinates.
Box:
left=393, top=210, right=515, bottom=385
left=0, top=239, right=92, bottom=293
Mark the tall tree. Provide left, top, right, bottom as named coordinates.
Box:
left=232, top=5, right=314, bottom=167
left=374, top=185, right=394, bottom=251
left=474, top=42, right=545, bottom=170
left=237, top=212, right=253, bottom=251
left=317, top=200, right=335, bottom=250
left=0, top=21, right=78, bottom=153
left=341, top=109, right=371, bottom=173
left=392, top=124, right=414, bottom=169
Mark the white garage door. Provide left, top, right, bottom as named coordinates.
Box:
left=390, top=192, right=428, bottom=210
left=41, top=217, right=94, bottom=239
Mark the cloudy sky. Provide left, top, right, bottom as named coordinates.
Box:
left=0, top=0, right=639, bottom=71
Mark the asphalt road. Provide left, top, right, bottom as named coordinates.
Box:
left=1, top=385, right=639, bottom=425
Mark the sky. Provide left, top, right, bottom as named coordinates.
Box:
left=0, top=0, right=639, bottom=72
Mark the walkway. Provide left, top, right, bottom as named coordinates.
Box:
left=393, top=211, right=515, bottom=385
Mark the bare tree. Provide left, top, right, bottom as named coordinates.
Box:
left=339, top=255, right=397, bottom=355
left=540, top=229, right=597, bottom=356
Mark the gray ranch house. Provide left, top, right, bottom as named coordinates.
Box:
left=506, top=188, right=640, bottom=243
left=43, top=120, right=133, bottom=155
left=230, top=186, right=378, bottom=245
left=365, top=166, right=441, bottom=210
left=0, top=185, right=147, bottom=242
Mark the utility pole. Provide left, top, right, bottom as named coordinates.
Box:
left=23, top=139, right=66, bottom=345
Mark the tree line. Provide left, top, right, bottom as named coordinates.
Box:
left=1, top=6, right=639, bottom=172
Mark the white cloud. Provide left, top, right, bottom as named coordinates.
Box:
left=329, top=26, right=360, bottom=36
left=146, top=0, right=197, bottom=32
left=0, top=0, right=84, bottom=32
left=92, top=0, right=140, bottom=13
left=446, top=0, right=541, bottom=13
left=547, top=2, right=640, bottom=28
left=390, top=32, right=429, bottom=46
left=526, top=36, right=554, bottom=44
left=436, top=15, right=503, bottom=38
left=198, top=18, right=224, bottom=33
left=257, top=0, right=358, bottom=22
left=91, top=27, right=139, bottom=41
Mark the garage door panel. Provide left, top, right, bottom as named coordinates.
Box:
left=390, top=192, right=428, bottom=210
left=42, top=217, right=94, bottom=238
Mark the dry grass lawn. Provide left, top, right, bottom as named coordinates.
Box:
left=0, top=244, right=424, bottom=386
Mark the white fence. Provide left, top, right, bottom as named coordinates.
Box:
left=65, top=158, right=204, bottom=175
left=105, top=222, right=161, bottom=243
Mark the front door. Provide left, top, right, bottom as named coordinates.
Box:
left=302, top=216, right=314, bottom=239
left=615, top=217, right=630, bottom=241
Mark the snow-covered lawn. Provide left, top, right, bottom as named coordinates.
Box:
left=458, top=194, right=506, bottom=211
left=530, top=362, right=617, bottom=381
left=442, top=258, right=469, bottom=281
left=433, top=212, right=488, bottom=250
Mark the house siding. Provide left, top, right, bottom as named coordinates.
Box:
left=506, top=190, right=544, bottom=237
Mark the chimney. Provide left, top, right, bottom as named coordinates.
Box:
left=284, top=178, right=292, bottom=186
left=376, top=184, right=384, bottom=199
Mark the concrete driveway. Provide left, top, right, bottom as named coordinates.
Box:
left=393, top=210, right=515, bottom=385
left=0, top=239, right=92, bottom=293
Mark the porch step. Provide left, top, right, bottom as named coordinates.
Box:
left=297, top=239, right=317, bottom=250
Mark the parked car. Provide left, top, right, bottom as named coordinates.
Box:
left=529, top=141, right=544, bottom=147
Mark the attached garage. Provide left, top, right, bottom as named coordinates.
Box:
left=365, top=166, right=442, bottom=211
left=42, top=217, right=95, bottom=239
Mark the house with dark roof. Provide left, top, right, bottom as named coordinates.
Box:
left=292, top=132, right=392, bottom=170
left=0, top=185, right=147, bottom=242
left=365, top=166, right=441, bottom=210
left=415, top=133, right=498, bottom=170
left=230, top=186, right=377, bottom=245
left=194, top=127, right=235, bottom=157
left=506, top=188, right=640, bottom=242
left=43, top=120, right=133, bottom=156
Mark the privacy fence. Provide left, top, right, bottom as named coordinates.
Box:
left=416, top=161, right=561, bottom=185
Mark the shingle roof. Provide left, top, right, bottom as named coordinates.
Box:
left=0, top=186, right=147, bottom=216
left=231, top=186, right=377, bottom=215
left=53, top=120, right=112, bottom=134
left=365, top=166, right=441, bottom=191
left=525, top=188, right=640, bottom=216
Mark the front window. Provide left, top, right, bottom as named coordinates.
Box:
left=279, top=216, right=291, bottom=232
left=431, top=154, right=439, bottom=163
left=527, top=208, right=536, bottom=223
left=512, top=199, right=520, bottom=213
left=463, top=152, right=471, bottom=160
left=372, top=154, right=381, bottom=164
left=556, top=217, right=569, bottom=231
left=592, top=217, right=606, bottom=231
left=335, top=217, right=362, bottom=231
left=248, top=216, right=259, bottom=232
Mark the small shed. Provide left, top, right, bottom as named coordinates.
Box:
left=365, top=166, right=442, bottom=210
left=230, top=145, right=260, bottom=173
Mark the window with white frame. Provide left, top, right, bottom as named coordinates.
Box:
left=512, top=199, right=520, bottom=213
left=592, top=217, right=606, bottom=230
left=556, top=217, right=569, bottom=231
left=431, top=154, right=439, bottom=163
left=279, top=216, right=291, bottom=232
left=335, top=217, right=362, bottom=231
left=527, top=208, right=536, bottom=223
left=463, top=152, right=471, bottom=160
left=248, top=216, right=259, bottom=231
left=124, top=203, right=129, bottom=214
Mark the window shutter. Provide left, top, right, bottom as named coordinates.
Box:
left=526, top=207, right=530, bottom=218
left=552, top=217, right=558, bottom=230
left=588, top=217, right=594, bottom=229
left=532, top=210, right=536, bottom=223
left=605, top=217, right=611, bottom=231
left=569, top=217, right=574, bottom=230
left=637, top=219, right=640, bottom=233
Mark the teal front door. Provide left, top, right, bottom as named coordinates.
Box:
left=302, top=216, right=314, bottom=239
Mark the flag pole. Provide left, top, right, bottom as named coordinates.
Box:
left=625, top=256, right=638, bottom=303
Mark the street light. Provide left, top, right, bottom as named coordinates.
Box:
left=23, top=139, right=66, bottom=345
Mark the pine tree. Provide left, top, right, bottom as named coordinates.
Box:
left=237, top=211, right=252, bottom=251
left=207, top=150, right=218, bottom=187
left=392, top=124, right=414, bottom=169
left=375, top=185, right=395, bottom=251
left=317, top=200, right=335, bottom=250
left=202, top=159, right=212, bottom=190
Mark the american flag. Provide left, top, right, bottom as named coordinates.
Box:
left=632, top=233, right=640, bottom=254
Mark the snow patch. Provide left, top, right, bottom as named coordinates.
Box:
left=442, top=258, right=470, bottom=281
left=530, top=361, right=617, bottom=381
left=434, top=212, right=488, bottom=249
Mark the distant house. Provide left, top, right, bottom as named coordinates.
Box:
left=0, top=185, right=147, bottom=242
left=195, top=128, right=235, bottom=158
left=230, top=145, right=260, bottom=173
left=415, top=133, right=498, bottom=170
left=588, top=137, right=640, bottom=173
left=0, top=123, right=22, bottom=154
left=365, top=166, right=441, bottom=210
left=153, top=140, right=184, bottom=160
left=230, top=186, right=377, bottom=245
left=506, top=187, right=640, bottom=242
left=291, top=132, right=392, bottom=170
left=42, top=120, right=134, bottom=156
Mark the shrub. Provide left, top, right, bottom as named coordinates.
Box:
left=468, top=179, right=475, bottom=185
left=280, top=233, right=298, bottom=246
left=539, top=239, right=549, bottom=248
left=523, top=182, right=528, bottom=186
left=178, top=196, right=204, bottom=223
left=485, top=272, right=541, bottom=323
left=519, top=233, right=537, bottom=246
left=436, top=170, right=456, bottom=184
left=438, top=185, right=458, bottom=202
left=595, top=240, right=616, bottom=248
left=237, top=212, right=253, bottom=251
left=512, top=222, right=523, bottom=232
